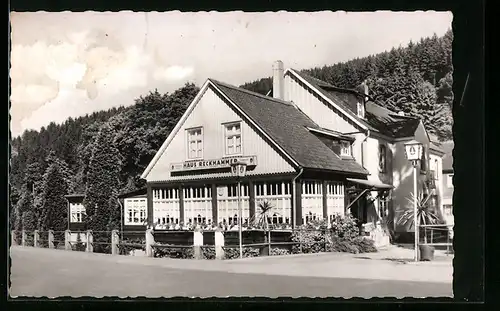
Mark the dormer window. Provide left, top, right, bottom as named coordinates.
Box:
left=357, top=102, right=365, bottom=118
left=340, top=141, right=351, bottom=156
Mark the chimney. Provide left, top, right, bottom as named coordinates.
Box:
left=363, top=80, right=369, bottom=102
left=273, top=60, right=284, bottom=100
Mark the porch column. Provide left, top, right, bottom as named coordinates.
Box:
left=248, top=180, right=256, bottom=220
left=292, top=179, right=303, bottom=228
left=146, top=184, right=153, bottom=227
left=179, top=185, right=185, bottom=224
left=211, top=184, right=218, bottom=224
left=322, top=181, right=328, bottom=220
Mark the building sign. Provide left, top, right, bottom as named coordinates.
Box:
left=170, top=156, right=257, bottom=172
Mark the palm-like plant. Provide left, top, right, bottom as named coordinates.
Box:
left=250, top=201, right=274, bottom=231
left=250, top=201, right=275, bottom=249
left=397, top=191, right=440, bottom=243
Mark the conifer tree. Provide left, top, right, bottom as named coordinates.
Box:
left=83, top=124, right=122, bottom=234
left=39, top=157, right=70, bottom=231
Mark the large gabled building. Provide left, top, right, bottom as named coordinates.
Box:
left=67, top=61, right=446, bottom=247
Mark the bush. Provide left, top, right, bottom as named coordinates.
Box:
left=270, top=247, right=291, bottom=256
left=201, top=246, right=216, bottom=259
left=154, top=245, right=194, bottom=259
left=327, top=236, right=360, bottom=253
left=351, top=236, right=377, bottom=253
left=290, top=229, right=325, bottom=254
left=223, top=247, right=260, bottom=260
left=118, top=237, right=146, bottom=255
left=329, top=214, right=359, bottom=239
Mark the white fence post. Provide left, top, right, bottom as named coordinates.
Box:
left=193, top=227, right=203, bottom=260
left=11, top=230, right=17, bottom=246
left=21, top=230, right=26, bottom=247
left=145, top=229, right=155, bottom=257
left=215, top=229, right=225, bottom=260
left=48, top=230, right=55, bottom=249
left=34, top=230, right=40, bottom=248
left=86, top=230, right=94, bottom=253
left=64, top=230, right=71, bottom=250
left=111, top=230, right=119, bottom=255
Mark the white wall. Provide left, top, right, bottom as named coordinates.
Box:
left=283, top=73, right=359, bottom=133
left=146, top=86, right=296, bottom=182
left=391, top=122, right=431, bottom=232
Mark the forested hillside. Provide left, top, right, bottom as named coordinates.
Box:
left=241, top=30, right=453, bottom=140
left=9, top=30, right=453, bottom=233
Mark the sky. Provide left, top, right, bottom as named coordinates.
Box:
left=9, top=11, right=453, bottom=137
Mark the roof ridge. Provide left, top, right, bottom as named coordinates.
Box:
left=209, top=78, right=294, bottom=107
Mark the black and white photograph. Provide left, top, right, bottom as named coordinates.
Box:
left=8, top=9, right=467, bottom=299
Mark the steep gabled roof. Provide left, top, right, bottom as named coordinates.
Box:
left=210, top=79, right=368, bottom=175
left=289, top=69, right=422, bottom=140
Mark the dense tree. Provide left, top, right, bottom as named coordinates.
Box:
left=83, top=124, right=122, bottom=233
left=39, top=155, right=70, bottom=231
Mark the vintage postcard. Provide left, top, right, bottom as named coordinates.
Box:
left=9, top=10, right=455, bottom=299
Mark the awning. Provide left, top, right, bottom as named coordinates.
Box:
left=346, top=178, right=394, bottom=191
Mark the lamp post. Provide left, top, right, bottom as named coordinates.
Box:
left=231, top=161, right=248, bottom=259
left=404, top=140, right=424, bottom=262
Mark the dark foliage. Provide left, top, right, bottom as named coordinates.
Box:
left=241, top=30, right=453, bottom=141
left=223, top=247, right=260, bottom=260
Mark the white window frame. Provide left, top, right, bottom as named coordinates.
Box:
left=124, top=198, right=147, bottom=225
left=447, top=174, right=454, bottom=188
left=357, top=102, right=365, bottom=118
left=70, top=203, right=85, bottom=223
left=223, top=121, right=242, bottom=156
left=186, top=127, right=203, bottom=160
left=340, top=141, right=351, bottom=157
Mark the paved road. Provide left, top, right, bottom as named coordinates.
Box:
left=9, top=247, right=452, bottom=298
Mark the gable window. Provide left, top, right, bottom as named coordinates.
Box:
left=378, top=144, right=387, bottom=173
left=447, top=174, right=454, bottom=188
left=357, top=102, right=365, bottom=118
left=224, top=122, right=242, bottom=155
left=187, top=127, right=203, bottom=159
left=340, top=141, right=351, bottom=156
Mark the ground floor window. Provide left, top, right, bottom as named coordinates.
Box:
left=184, top=186, right=213, bottom=225
left=302, top=180, right=323, bottom=224
left=124, top=198, right=147, bottom=225
left=70, top=203, right=85, bottom=223
left=153, top=187, right=180, bottom=228
left=217, top=184, right=250, bottom=225
left=255, top=181, right=292, bottom=225
left=326, top=182, right=345, bottom=221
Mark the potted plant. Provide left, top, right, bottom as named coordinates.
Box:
left=250, top=201, right=274, bottom=256
left=397, top=192, right=440, bottom=261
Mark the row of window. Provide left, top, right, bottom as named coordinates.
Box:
left=186, top=122, right=242, bottom=160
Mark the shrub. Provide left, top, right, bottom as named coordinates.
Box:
left=223, top=247, right=260, bottom=260
left=327, top=236, right=360, bottom=253
left=329, top=214, right=359, bottom=239
left=270, top=247, right=291, bottom=256
left=118, top=237, right=146, bottom=255
left=351, top=236, right=378, bottom=253
left=154, top=245, right=194, bottom=259
left=201, top=246, right=216, bottom=259
left=290, top=229, right=325, bottom=254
